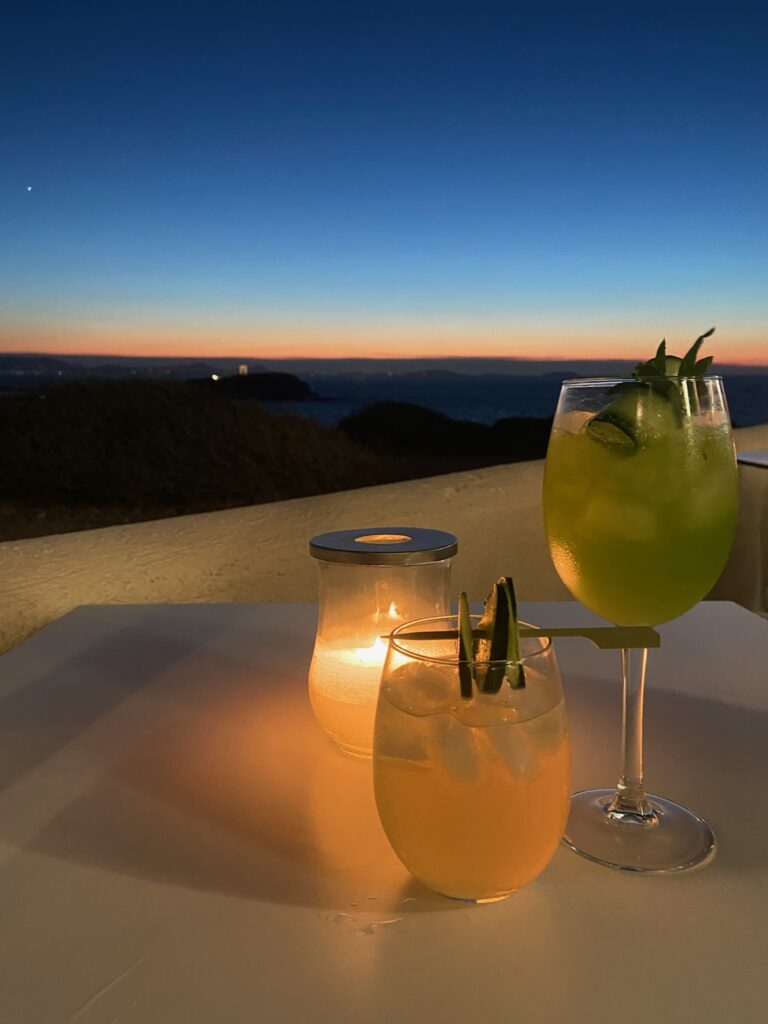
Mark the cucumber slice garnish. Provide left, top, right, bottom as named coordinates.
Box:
left=474, top=585, right=495, bottom=692
left=455, top=578, right=526, bottom=698
left=585, top=382, right=681, bottom=452
left=499, top=577, right=525, bottom=690
left=477, top=580, right=508, bottom=693
left=475, top=577, right=524, bottom=693
left=457, top=592, right=474, bottom=700
left=584, top=414, right=638, bottom=453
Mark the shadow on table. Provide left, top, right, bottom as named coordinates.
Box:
left=0, top=618, right=192, bottom=791
left=7, top=619, right=767, bottom=912
left=29, top=682, right=458, bottom=913
left=4, top=613, right=458, bottom=914
left=566, top=672, right=768, bottom=876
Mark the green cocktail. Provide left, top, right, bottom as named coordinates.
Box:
left=542, top=333, right=738, bottom=874
left=544, top=415, right=738, bottom=626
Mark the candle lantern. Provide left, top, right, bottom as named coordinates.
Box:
left=308, top=527, right=458, bottom=758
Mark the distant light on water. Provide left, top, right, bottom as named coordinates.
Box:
left=211, top=373, right=220, bottom=381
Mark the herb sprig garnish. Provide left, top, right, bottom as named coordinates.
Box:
left=632, top=326, right=715, bottom=388
left=587, top=328, right=717, bottom=450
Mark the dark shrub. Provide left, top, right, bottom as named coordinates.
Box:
left=0, top=380, right=385, bottom=507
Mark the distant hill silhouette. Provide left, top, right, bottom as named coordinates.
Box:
left=194, top=372, right=316, bottom=401
left=340, top=402, right=488, bottom=456
left=340, top=401, right=552, bottom=460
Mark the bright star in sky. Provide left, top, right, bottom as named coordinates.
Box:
left=26, top=185, right=32, bottom=191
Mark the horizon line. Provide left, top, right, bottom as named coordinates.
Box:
left=3, top=349, right=768, bottom=368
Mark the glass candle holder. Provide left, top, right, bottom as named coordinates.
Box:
left=308, top=527, right=458, bottom=758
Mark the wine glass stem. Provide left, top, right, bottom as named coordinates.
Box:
left=607, top=647, right=655, bottom=820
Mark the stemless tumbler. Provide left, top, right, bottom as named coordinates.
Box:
left=373, top=615, right=571, bottom=902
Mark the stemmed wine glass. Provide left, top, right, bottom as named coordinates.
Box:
left=543, top=374, right=738, bottom=871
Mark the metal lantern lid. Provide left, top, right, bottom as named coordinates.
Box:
left=309, top=526, right=458, bottom=566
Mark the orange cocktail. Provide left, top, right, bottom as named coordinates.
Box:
left=373, top=616, right=570, bottom=902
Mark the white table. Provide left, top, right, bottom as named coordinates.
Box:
left=1, top=601, right=766, bottom=1024
left=738, top=450, right=768, bottom=468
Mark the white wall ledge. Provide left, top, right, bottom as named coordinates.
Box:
left=2, top=423, right=767, bottom=655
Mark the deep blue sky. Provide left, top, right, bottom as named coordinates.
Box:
left=2, top=1, right=767, bottom=361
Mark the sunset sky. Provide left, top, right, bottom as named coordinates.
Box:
left=3, top=2, right=767, bottom=363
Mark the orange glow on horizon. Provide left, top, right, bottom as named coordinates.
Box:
left=1, top=319, right=766, bottom=365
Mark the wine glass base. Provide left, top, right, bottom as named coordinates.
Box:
left=563, top=789, right=716, bottom=873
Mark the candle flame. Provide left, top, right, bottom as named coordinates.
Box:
left=347, top=636, right=389, bottom=666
